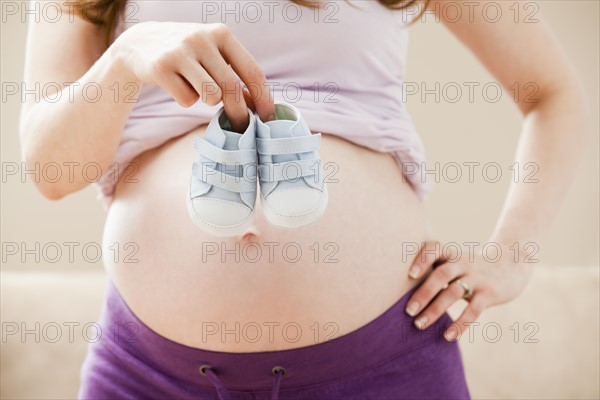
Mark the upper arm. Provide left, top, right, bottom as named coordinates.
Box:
left=427, top=0, right=584, bottom=114
left=22, top=1, right=106, bottom=113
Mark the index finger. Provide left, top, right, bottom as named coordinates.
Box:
left=217, top=28, right=275, bottom=121
left=408, top=241, right=443, bottom=279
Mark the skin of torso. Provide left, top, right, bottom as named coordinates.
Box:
left=102, top=125, right=432, bottom=352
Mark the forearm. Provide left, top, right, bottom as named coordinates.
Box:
left=489, top=83, right=589, bottom=252
left=19, top=47, right=140, bottom=199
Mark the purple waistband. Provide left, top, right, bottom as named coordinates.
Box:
left=99, top=279, right=454, bottom=391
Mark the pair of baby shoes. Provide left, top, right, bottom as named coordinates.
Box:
left=187, top=103, right=328, bottom=237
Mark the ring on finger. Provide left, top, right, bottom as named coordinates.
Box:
left=451, top=278, right=473, bottom=300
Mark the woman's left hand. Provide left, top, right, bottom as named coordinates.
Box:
left=405, top=240, right=535, bottom=341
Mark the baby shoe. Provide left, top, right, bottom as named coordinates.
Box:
left=187, top=107, right=257, bottom=237
left=256, top=103, right=328, bottom=229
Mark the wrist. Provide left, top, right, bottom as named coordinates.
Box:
left=105, top=33, right=141, bottom=85
left=484, top=238, right=540, bottom=268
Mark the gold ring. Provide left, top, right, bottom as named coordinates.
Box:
left=453, top=279, right=473, bottom=300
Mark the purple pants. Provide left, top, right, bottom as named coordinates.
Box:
left=78, top=280, right=470, bottom=399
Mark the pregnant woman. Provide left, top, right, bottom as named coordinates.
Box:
left=20, top=0, right=586, bottom=398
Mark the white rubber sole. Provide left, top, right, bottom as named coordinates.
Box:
left=261, top=185, right=329, bottom=229
left=186, top=194, right=255, bottom=237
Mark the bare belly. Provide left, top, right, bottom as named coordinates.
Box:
left=102, top=125, right=432, bottom=352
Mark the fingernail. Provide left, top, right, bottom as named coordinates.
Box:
left=409, top=266, right=421, bottom=279
left=266, top=113, right=276, bottom=122
left=414, top=316, right=428, bottom=329
left=405, top=301, right=420, bottom=317
left=445, top=329, right=458, bottom=342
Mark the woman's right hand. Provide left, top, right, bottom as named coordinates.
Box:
left=111, top=21, right=274, bottom=132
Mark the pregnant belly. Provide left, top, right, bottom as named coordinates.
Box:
left=102, top=126, right=432, bottom=352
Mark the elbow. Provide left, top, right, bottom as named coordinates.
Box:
left=21, top=147, right=73, bottom=201
left=521, top=69, right=588, bottom=115
left=20, top=121, right=77, bottom=201
left=32, top=174, right=72, bottom=202
left=37, top=182, right=69, bottom=201
left=567, top=75, right=591, bottom=145
left=526, top=73, right=589, bottom=131
left=568, top=73, right=590, bottom=119
left=534, top=74, right=591, bottom=155
left=22, top=157, right=69, bottom=201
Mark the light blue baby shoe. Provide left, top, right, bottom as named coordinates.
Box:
left=256, top=103, right=328, bottom=229
left=187, top=107, right=257, bottom=237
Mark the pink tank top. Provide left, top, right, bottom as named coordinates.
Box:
left=95, top=0, right=431, bottom=206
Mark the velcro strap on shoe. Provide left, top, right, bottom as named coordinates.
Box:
left=258, top=159, right=321, bottom=183
left=256, top=134, right=321, bottom=155
left=194, top=136, right=256, bottom=164
left=193, top=163, right=256, bottom=193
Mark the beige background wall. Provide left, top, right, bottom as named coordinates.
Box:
left=1, top=0, right=598, bottom=270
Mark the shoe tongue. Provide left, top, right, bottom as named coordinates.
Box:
left=265, top=120, right=297, bottom=139
left=264, top=119, right=303, bottom=192
left=222, top=129, right=242, bottom=151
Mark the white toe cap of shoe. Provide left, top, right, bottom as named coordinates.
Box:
left=191, top=197, right=252, bottom=226
left=264, top=187, right=323, bottom=216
